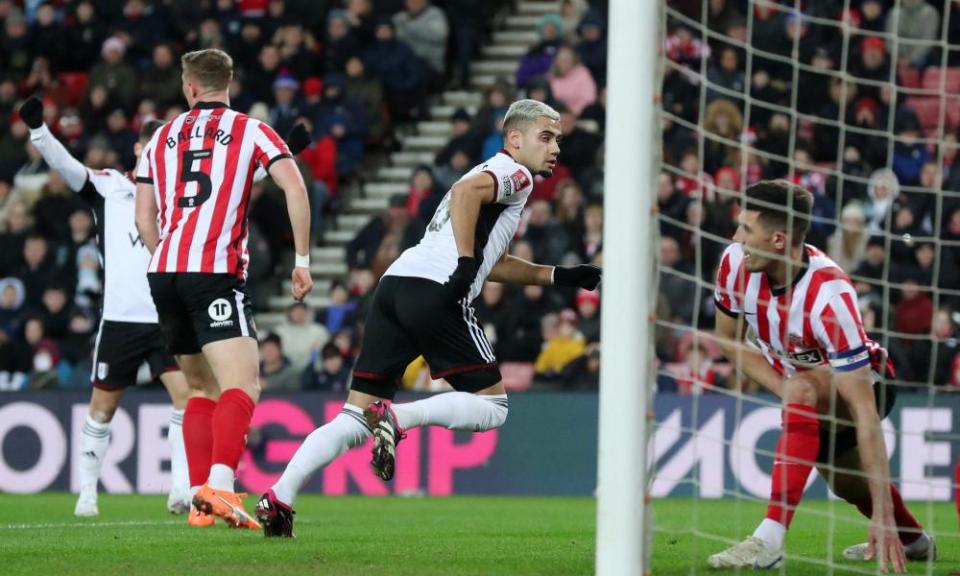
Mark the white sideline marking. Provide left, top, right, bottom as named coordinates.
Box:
left=0, top=519, right=181, bottom=530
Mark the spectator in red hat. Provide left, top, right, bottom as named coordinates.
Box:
left=851, top=36, right=890, bottom=101
left=575, top=288, right=600, bottom=343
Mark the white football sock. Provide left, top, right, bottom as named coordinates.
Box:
left=207, top=464, right=235, bottom=492
left=271, top=404, right=370, bottom=506
left=78, top=416, right=111, bottom=495
left=753, top=518, right=786, bottom=550
left=391, top=392, right=508, bottom=432
left=167, top=409, right=189, bottom=495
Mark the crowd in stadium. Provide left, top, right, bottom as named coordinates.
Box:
left=0, top=0, right=608, bottom=392
left=661, top=0, right=960, bottom=392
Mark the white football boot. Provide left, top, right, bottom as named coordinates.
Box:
left=707, top=536, right=783, bottom=569
left=74, top=491, right=99, bottom=517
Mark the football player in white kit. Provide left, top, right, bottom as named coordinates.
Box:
left=20, top=96, right=195, bottom=518
left=255, top=99, right=602, bottom=537
left=19, top=97, right=311, bottom=523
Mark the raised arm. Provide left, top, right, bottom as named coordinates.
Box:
left=21, top=97, right=89, bottom=192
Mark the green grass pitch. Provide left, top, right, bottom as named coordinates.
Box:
left=0, top=494, right=955, bottom=575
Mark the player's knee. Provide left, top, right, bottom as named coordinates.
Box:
left=478, top=395, right=508, bottom=431
left=89, top=406, right=115, bottom=424
left=783, top=374, right=818, bottom=407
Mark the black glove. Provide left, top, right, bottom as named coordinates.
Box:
left=554, top=265, right=602, bottom=290
left=18, top=96, right=43, bottom=129
left=446, top=256, right=477, bottom=303
left=286, top=123, right=312, bottom=155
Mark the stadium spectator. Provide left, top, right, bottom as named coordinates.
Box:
left=522, top=200, right=570, bottom=265
left=363, top=19, right=426, bottom=122
left=62, top=2, right=106, bottom=73
left=659, top=236, right=696, bottom=325
left=534, top=309, right=586, bottom=381
left=575, top=288, right=600, bottom=343
left=707, top=46, right=745, bottom=105
left=343, top=57, right=387, bottom=143
left=865, top=168, right=900, bottom=232
left=394, top=0, right=449, bottom=84
left=301, top=342, right=352, bottom=392
left=576, top=10, right=607, bottom=86
left=259, top=333, right=301, bottom=391
left=140, top=44, right=182, bottom=109
left=555, top=106, right=601, bottom=181
left=315, top=72, right=367, bottom=178
left=548, top=45, right=596, bottom=116
left=887, top=0, right=940, bottom=70
left=474, top=281, right=513, bottom=358
left=515, top=14, right=564, bottom=89
left=87, top=37, right=138, bottom=111
left=827, top=202, right=869, bottom=272
left=269, top=74, right=302, bottom=138
left=316, top=281, right=359, bottom=335
left=273, top=302, right=331, bottom=370
left=436, top=108, right=481, bottom=166
left=405, top=164, right=442, bottom=219
left=346, top=194, right=414, bottom=270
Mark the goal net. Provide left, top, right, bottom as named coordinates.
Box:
left=650, top=0, right=959, bottom=572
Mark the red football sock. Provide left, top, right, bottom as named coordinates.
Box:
left=184, top=397, right=216, bottom=488
left=765, top=403, right=819, bottom=528
left=844, top=484, right=923, bottom=545
left=210, top=388, right=256, bottom=470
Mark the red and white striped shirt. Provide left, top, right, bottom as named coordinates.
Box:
left=714, top=242, right=887, bottom=377
left=135, top=102, right=290, bottom=277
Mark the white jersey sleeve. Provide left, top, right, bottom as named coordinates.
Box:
left=482, top=160, right=534, bottom=205
left=810, top=280, right=870, bottom=372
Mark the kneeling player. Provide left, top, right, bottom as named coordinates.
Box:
left=707, top=181, right=933, bottom=572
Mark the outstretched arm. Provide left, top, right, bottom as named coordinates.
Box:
left=23, top=98, right=90, bottom=192
left=488, top=254, right=553, bottom=285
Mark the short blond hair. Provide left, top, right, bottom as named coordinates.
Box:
left=181, top=49, right=233, bottom=92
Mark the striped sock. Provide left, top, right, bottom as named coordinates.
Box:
left=78, top=416, right=111, bottom=495
left=271, top=404, right=370, bottom=506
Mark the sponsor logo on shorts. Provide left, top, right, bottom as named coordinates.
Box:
left=788, top=348, right=824, bottom=366
left=97, top=362, right=109, bottom=380
left=208, top=298, right=234, bottom=328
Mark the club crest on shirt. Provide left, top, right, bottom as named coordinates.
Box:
left=509, top=169, right=530, bottom=194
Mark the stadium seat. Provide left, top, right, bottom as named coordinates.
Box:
left=898, top=62, right=921, bottom=89
left=499, top=362, right=534, bottom=392
left=922, top=67, right=960, bottom=94
left=905, top=96, right=946, bottom=132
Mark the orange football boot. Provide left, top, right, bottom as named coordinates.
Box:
left=192, top=484, right=261, bottom=529
left=188, top=504, right=215, bottom=527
